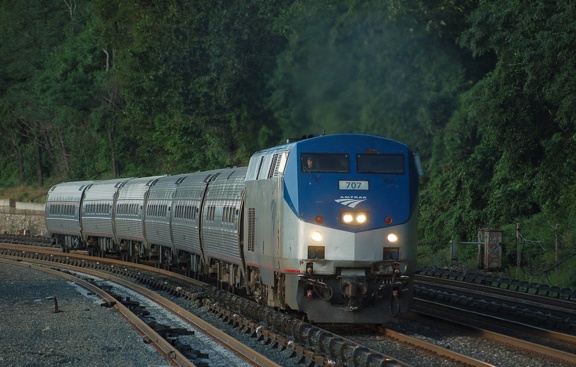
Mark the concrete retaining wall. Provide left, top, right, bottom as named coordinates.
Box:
left=15, top=202, right=45, bottom=211
left=0, top=201, right=47, bottom=237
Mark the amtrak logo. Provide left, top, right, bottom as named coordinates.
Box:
left=335, top=196, right=367, bottom=208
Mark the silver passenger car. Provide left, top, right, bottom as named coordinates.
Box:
left=171, top=171, right=219, bottom=259
left=45, top=181, right=94, bottom=249
left=144, top=174, right=189, bottom=253
left=200, top=167, right=247, bottom=266
left=114, top=176, right=164, bottom=250
left=82, top=178, right=131, bottom=252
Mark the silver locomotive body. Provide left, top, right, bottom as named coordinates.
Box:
left=242, top=134, right=420, bottom=323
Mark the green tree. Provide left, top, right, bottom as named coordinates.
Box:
left=0, top=0, right=71, bottom=185
left=268, top=0, right=471, bottom=161
left=100, top=0, right=288, bottom=175
left=424, top=0, right=576, bottom=254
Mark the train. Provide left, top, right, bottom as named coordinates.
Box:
left=45, top=134, right=422, bottom=324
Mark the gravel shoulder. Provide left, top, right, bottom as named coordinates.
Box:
left=0, top=263, right=171, bottom=367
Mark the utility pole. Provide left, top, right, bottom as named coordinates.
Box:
left=516, top=223, right=521, bottom=267
left=555, top=223, right=559, bottom=262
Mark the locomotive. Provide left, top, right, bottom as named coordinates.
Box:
left=46, top=134, right=422, bottom=324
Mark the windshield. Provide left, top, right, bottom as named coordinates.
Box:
left=357, top=154, right=405, bottom=174
left=301, top=153, right=349, bottom=173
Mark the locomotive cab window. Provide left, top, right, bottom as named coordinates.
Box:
left=357, top=154, right=405, bottom=174
left=301, top=153, right=349, bottom=173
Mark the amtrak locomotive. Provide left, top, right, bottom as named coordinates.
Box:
left=46, top=134, right=422, bottom=324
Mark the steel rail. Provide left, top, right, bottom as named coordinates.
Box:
left=411, top=300, right=576, bottom=366
left=0, top=257, right=195, bottom=367
left=415, top=277, right=576, bottom=343
left=415, top=274, right=576, bottom=314
left=0, top=254, right=282, bottom=367
left=0, top=242, right=207, bottom=287
left=379, top=327, right=496, bottom=367
left=90, top=268, right=283, bottom=367
left=206, top=300, right=413, bottom=367
left=0, top=243, right=413, bottom=367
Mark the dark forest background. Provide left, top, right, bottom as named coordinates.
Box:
left=1, top=1, right=575, bottom=285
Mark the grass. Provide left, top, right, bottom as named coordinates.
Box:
left=0, top=185, right=49, bottom=203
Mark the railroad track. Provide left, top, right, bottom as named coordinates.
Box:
left=0, top=257, right=195, bottom=366
left=410, top=272, right=576, bottom=366
left=0, top=243, right=504, bottom=366
left=0, top=243, right=415, bottom=366
left=414, top=272, right=576, bottom=334
left=3, top=237, right=575, bottom=366
left=408, top=302, right=576, bottom=366
left=0, top=255, right=279, bottom=367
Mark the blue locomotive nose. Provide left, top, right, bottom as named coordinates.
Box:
left=292, top=156, right=413, bottom=232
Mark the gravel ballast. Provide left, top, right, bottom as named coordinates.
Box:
left=0, top=263, right=171, bottom=367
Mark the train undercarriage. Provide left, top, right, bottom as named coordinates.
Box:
left=52, top=233, right=410, bottom=324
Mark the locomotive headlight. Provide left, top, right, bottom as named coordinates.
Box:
left=310, top=231, right=323, bottom=242
left=342, top=213, right=354, bottom=223
left=387, top=233, right=399, bottom=243
left=340, top=211, right=369, bottom=225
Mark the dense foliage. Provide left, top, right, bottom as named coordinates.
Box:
left=1, top=1, right=574, bottom=285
